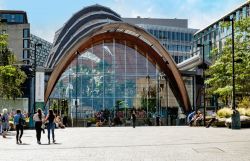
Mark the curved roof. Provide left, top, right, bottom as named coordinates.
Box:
left=45, top=4, right=122, bottom=68
left=45, top=5, right=192, bottom=113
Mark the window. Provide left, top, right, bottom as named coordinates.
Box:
left=185, top=33, right=188, bottom=41
left=23, top=29, right=30, bottom=38
left=176, top=32, right=180, bottom=41
left=179, top=56, right=183, bottom=63
left=23, top=50, right=30, bottom=59
left=155, top=30, right=159, bottom=38
left=23, top=39, right=30, bottom=48
left=189, top=34, right=193, bottom=41
left=168, top=31, right=171, bottom=40
left=174, top=56, right=178, bottom=63
left=163, top=31, right=167, bottom=39
left=159, top=30, right=162, bottom=39
left=181, top=33, right=184, bottom=41
left=172, top=32, right=176, bottom=40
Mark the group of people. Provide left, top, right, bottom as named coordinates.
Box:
left=187, top=110, right=204, bottom=126
left=0, top=108, right=58, bottom=145
left=33, top=108, right=56, bottom=144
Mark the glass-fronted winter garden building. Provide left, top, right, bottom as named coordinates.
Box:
left=44, top=5, right=192, bottom=124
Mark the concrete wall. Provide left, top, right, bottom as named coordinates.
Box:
left=0, top=23, right=30, bottom=62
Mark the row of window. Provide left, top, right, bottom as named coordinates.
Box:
left=147, top=29, right=193, bottom=42
left=172, top=55, right=190, bottom=64
left=0, top=14, right=25, bottom=23
left=163, top=44, right=191, bottom=52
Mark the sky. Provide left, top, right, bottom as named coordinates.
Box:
left=0, top=0, right=247, bottom=43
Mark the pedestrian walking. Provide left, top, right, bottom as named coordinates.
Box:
left=1, top=108, right=9, bottom=138
left=45, top=109, right=56, bottom=144
left=33, top=108, right=45, bottom=144
left=14, top=109, right=25, bottom=144
left=132, top=110, right=136, bottom=128
left=0, top=113, right=2, bottom=135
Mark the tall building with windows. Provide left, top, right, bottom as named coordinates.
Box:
left=30, top=34, right=52, bottom=67
left=123, top=17, right=198, bottom=64
left=0, top=10, right=52, bottom=113
left=0, top=10, right=30, bottom=64
left=191, top=1, right=250, bottom=109
left=192, top=1, right=250, bottom=61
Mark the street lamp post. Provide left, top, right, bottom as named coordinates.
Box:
left=33, top=43, right=42, bottom=114
left=75, top=51, right=79, bottom=127
left=197, top=43, right=206, bottom=127
left=146, top=75, right=150, bottom=118
left=224, top=17, right=241, bottom=129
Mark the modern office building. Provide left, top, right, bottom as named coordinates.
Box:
left=123, top=17, right=197, bottom=64
left=30, top=34, right=52, bottom=67
left=0, top=10, right=30, bottom=64
left=191, top=1, right=250, bottom=108
left=0, top=10, right=52, bottom=113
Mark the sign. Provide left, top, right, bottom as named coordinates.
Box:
left=35, top=72, right=45, bottom=102
left=72, top=99, right=80, bottom=106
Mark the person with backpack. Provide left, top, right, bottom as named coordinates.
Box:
left=33, top=108, right=45, bottom=144
left=45, top=109, right=56, bottom=144
left=14, top=109, right=25, bottom=144
left=1, top=108, right=9, bottom=138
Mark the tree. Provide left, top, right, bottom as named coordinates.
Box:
left=205, top=17, right=250, bottom=105
left=0, top=33, right=27, bottom=99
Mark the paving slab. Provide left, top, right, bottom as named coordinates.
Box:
left=0, top=126, right=250, bottom=161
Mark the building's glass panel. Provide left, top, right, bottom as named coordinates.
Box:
left=23, top=39, right=29, bottom=48
left=50, top=40, right=175, bottom=119
left=23, top=50, right=29, bottom=59
left=181, top=33, right=184, bottom=41
left=176, top=32, right=180, bottom=41
left=23, top=29, right=30, bottom=38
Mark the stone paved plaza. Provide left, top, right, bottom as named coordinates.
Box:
left=0, top=126, right=250, bottom=161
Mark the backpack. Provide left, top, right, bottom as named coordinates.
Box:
left=18, top=115, right=25, bottom=126
left=1, top=115, right=6, bottom=122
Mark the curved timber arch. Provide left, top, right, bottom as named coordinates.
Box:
left=45, top=22, right=192, bottom=113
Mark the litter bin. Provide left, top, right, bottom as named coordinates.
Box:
left=87, top=121, right=91, bottom=127
left=156, top=116, right=160, bottom=126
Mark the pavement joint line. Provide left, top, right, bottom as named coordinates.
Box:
left=0, top=140, right=249, bottom=151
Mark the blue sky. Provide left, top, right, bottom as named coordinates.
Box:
left=0, top=0, right=246, bottom=42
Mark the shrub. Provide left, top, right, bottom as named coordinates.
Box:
left=217, top=107, right=233, bottom=118
left=237, top=108, right=246, bottom=116
left=238, top=97, right=250, bottom=109
left=245, top=108, right=250, bottom=117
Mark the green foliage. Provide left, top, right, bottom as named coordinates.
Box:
left=206, top=17, right=250, bottom=105
left=238, top=97, right=250, bottom=109
left=140, top=86, right=157, bottom=113
left=245, top=108, right=250, bottom=117
left=238, top=108, right=246, bottom=116
left=0, top=65, right=27, bottom=99
left=217, top=107, right=232, bottom=118
left=0, top=34, right=27, bottom=99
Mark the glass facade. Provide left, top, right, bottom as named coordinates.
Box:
left=50, top=40, right=170, bottom=118
left=192, top=2, right=250, bottom=109
left=192, top=2, right=250, bottom=60
left=0, top=13, right=25, bottom=23
left=138, top=24, right=197, bottom=64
